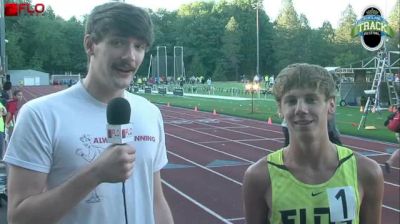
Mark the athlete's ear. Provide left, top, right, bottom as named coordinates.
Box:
left=328, top=97, right=336, bottom=114
left=84, top=34, right=95, bottom=56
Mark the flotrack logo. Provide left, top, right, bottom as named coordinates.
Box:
left=351, top=6, right=395, bottom=51
left=4, top=2, right=45, bottom=16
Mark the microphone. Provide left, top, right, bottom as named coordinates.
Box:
left=106, top=97, right=132, bottom=224
left=106, top=97, right=134, bottom=144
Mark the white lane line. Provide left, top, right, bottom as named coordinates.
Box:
left=167, top=122, right=400, bottom=188
left=163, top=106, right=398, bottom=149
left=226, top=217, right=245, bottom=221
left=166, top=132, right=255, bottom=163
left=162, top=179, right=233, bottom=224
left=166, top=111, right=388, bottom=156
left=382, top=204, right=400, bottom=213
left=167, top=123, right=275, bottom=153
left=167, top=151, right=243, bottom=186
left=384, top=180, right=400, bottom=187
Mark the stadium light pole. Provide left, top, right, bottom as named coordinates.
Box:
left=252, top=1, right=262, bottom=78
left=245, top=82, right=260, bottom=113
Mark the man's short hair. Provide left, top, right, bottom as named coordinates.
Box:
left=85, top=2, right=154, bottom=48
left=272, top=63, right=336, bottom=103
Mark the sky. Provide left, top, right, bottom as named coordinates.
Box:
left=31, top=0, right=397, bottom=28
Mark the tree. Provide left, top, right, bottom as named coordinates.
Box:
left=309, top=22, right=337, bottom=66
left=333, top=4, right=367, bottom=67
left=188, top=54, right=206, bottom=78
left=275, top=0, right=300, bottom=29
left=4, top=32, right=25, bottom=69
left=387, top=0, right=400, bottom=50
left=2, top=0, right=386, bottom=80
left=335, top=4, right=357, bottom=43
left=273, top=0, right=305, bottom=71
left=388, top=0, right=400, bottom=32
left=220, top=17, right=241, bottom=81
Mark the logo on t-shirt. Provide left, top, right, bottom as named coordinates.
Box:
left=311, top=191, right=324, bottom=197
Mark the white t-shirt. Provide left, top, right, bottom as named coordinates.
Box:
left=4, top=81, right=168, bottom=224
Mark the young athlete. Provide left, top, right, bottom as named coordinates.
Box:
left=243, top=63, right=384, bottom=224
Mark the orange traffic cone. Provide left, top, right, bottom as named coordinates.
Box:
left=167, top=102, right=170, bottom=107
left=267, top=117, right=272, bottom=125
left=360, top=106, right=364, bottom=112
left=194, top=106, right=198, bottom=112
left=213, top=109, right=217, bottom=115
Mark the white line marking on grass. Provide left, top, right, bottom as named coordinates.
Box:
left=161, top=179, right=233, bottom=224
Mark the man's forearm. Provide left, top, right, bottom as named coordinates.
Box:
left=10, top=165, right=100, bottom=224
left=154, top=197, right=174, bottom=224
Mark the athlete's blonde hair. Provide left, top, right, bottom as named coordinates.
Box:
left=272, top=63, right=336, bottom=103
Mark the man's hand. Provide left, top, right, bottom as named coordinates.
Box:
left=90, top=144, right=136, bottom=183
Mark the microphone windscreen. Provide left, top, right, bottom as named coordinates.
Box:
left=107, top=97, right=131, bottom=125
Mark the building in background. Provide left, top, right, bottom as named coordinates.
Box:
left=9, top=69, right=50, bottom=86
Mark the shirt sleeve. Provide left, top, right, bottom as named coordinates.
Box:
left=6, top=100, right=17, bottom=115
left=153, top=108, right=168, bottom=172
left=3, top=103, right=53, bottom=173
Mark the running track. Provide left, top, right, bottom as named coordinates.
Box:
left=21, top=86, right=400, bottom=224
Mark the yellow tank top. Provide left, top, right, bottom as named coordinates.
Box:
left=267, top=146, right=360, bottom=224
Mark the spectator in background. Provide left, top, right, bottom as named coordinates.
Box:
left=207, top=78, right=212, bottom=94
left=383, top=107, right=400, bottom=173
left=253, top=74, right=260, bottom=83
left=268, top=75, right=274, bottom=87
left=1, top=81, right=12, bottom=105
left=137, top=77, right=143, bottom=87
left=207, top=77, right=212, bottom=86
left=281, top=118, right=289, bottom=147
left=179, top=76, right=184, bottom=88
left=385, top=149, right=399, bottom=173
left=0, top=101, right=6, bottom=158
left=264, top=74, right=269, bottom=88
left=5, top=89, right=23, bottom=141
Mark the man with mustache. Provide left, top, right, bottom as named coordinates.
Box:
left=3, top=2, right=173, bottom=223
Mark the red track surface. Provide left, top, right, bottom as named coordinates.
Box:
left=19, top=86, right=400, bottom=224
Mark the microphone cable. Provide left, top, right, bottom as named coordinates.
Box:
left=123, top=182, right=128, bottom=224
